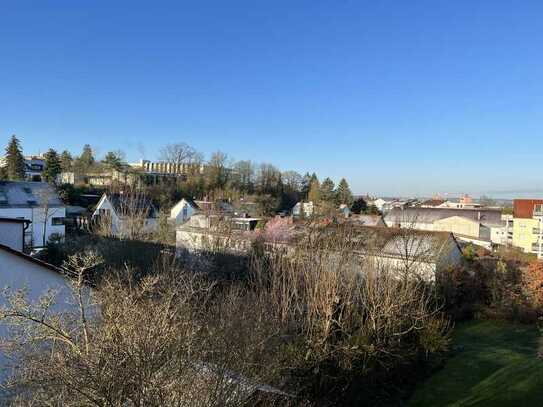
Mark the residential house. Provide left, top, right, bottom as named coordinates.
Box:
left=0, top=181, right=66, bottom=248
left=0, top=244, right=81, bottom=380
left=0, top=155, right=45, bottom=181
left=371, top=198, right=387, bottom=212
left=339, top=204, right=351, bottom=218
left=420, top=198, right=447, bottom=208
left=381, top=199, right=413, bottom=213
left=170, top=198, right=200, bottom=226
left=350, top=214, right=387, bottom=227
left=363, top=228, right=463, bottom=281
left=92, top=193, right=158, bottom=238
left=512, top=199, right=543, bottom=258
left=0, top=217, right=30, bottom=251
left=194, top=200, right=235, bottom=216
left=176, top=212, right=260, bottom=253
left=292, top=201, right=314, bottom=217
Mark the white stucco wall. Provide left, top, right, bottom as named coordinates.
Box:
left=170, top=200, right=197, bottom=225
left=0, top=250, right=79, bottom=381
left=0, top=207, right=65, bottom=248
left=0, top=222, right=24, bottom=251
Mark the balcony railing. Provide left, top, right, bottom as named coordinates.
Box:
left=533, top=228, right=543, bottom=234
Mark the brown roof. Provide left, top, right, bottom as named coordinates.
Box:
left=513, top=199, right=543, bottom=219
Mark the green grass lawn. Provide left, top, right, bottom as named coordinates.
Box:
left=409, top=320, right=543, bottom=407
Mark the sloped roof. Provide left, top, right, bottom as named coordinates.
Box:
left=385, top=207, right=502, bottom=225
left=513, top=199, right=543, bottom=219
left=296, top=224, right=458, bottom=262
left=351, top=215, right=385, bottom=227
left=0, top=181, right=63, bottom=208
left=106, top=193, right=158, bottom=218
left=0, top=243, right=64, bottom=274
left=421, top=199, right=447, bottom=207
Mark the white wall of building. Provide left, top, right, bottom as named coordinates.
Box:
left=0, top=222, right=24, bottom=251
left=170, top=199, right=198, bottom=225
left=0, top=208, right=65, bottom=248
left=92, top=195, right=157, bottom=238
left=0, top=249, right=80, bottom=381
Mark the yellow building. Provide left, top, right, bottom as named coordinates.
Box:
left=512, top=200, right=543, bottom=258
left=512, top=218, right=540, bottom=254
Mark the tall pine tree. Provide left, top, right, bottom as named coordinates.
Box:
left=307, top=179, right=321, bottom=203
left=4, top=135, right=26, bottom=180
left=60, top=150, right=73, bottom=171
left=102, top=151, right=123, bottom=170
left=319, top=177, right=336, bottom=204
left=43, top=149, right=62, bottom=183
left=335, top=178, right=354, bottom=206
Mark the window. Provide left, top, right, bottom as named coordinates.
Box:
left=52, top=217, right=64, bottom=226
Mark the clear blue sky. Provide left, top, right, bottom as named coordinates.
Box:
left=1, top=1, right=542, bottom=197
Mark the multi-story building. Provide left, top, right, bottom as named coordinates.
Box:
left=0, top=155, right=46, bottom=181
left=130, top=159, right=205, bottom=179
left=512, top=199, right=543, bottom=258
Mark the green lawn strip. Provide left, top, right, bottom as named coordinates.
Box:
left=408, top=320, right=543, bottom=407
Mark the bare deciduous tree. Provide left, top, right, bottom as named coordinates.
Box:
left=159, top=142, right=202, bottom=166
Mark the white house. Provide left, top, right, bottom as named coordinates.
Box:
left=92, top=193, right=158, bottom=237
left=292, top=201, right=314, bottom=217
left=0, top=217, right=30, bottom=251
left=339, top=204, right=351, bottom=218
left=0, top=244, right=80, bottom=381
left=360, top=228, right=463, bottom=281
left=0, top=182, right=65, bottom=248
left=170, top=199, right=200, bottom=226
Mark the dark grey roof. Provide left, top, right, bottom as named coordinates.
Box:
left=107, top=193, right=158, bottom=218
left=384, top=207, right=502, bottom=225
left=0, top=181, right=63, bottom=208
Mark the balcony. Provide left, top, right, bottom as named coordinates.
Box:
left=533, top=228, right=543, bottom=235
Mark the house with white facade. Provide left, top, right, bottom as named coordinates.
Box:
left=292, top=201, right=314, bottom=217
left=0, top=182, right=65, bottom=248
left=92, top=193, right=158, bottom=237
left=364, top=229, right=463, bottom=281
left=350, top=214, right=387, bottom=227
left=0, top=243, right=81, bottom=380
left=170, top=198, right=200, bottom=226
left=0, top=217, right=30, bottom=251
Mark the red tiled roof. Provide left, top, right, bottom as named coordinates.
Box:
left=513, top=199, right=543, bottom=219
